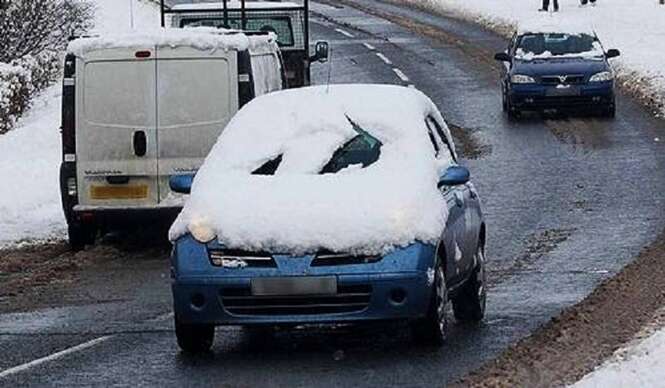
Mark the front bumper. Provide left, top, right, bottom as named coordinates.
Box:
left=171, top=236, right=436, bottom=325
left=509, top=81, right=614, bottom=110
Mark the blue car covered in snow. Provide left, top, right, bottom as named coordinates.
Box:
left=494, top=22, right=620, bottom=118
left=167, top=85, right=486, bottom=353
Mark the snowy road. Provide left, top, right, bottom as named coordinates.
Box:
left=2, top=1, right=665, bottom=386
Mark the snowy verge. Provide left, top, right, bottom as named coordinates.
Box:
left=392, top=0, right=665, bottom=117
left=571, top=326, right=665, bottom=387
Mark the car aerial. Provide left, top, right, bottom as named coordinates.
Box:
left=167, top=84, right=487, bottom=353
left=494, top=20, right=620, bottom=119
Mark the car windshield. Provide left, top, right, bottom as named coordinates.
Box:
left=319, top=119, right=382, bottom=174
left=515, top=33, right=603, bottom=60
left=180, top=16, right=295, bottom=46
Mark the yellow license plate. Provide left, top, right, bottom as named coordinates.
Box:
left=90, top=185, right=149, bottom=200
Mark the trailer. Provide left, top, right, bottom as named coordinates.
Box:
left=159, top=0, right=329, bottom=88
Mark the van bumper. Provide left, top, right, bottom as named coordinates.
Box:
left=71, top=205, right=182, bottom=227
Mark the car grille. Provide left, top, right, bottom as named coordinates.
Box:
left=208, top=249, right=276, bottom=268
left=310, top=252, right=382, bottom=266
left=220, top=284, right=372, bottom=316
left=540, top=74, right=586, bottom=85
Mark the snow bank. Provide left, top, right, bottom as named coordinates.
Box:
left=68, top=27, right=277, bottom=57
left=402, top=0, right=665, bottom=116
left=169, top=84, right=453, bottom=255
left=571, top=327, right=665, bottom=388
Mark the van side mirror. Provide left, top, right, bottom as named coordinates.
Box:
left=605, top=49, right=620, bottom=59
left=169, top=174, right=194, bottom=194
left=311, top=41, right=329, bottom=63
left=438, top=165, right=470, bottom=188
left=494, top=52, right=511, bottom=62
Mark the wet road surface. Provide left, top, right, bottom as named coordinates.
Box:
left=1, top=1, right=665, bottom=386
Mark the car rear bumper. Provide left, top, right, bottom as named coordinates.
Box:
left=509, top=81, right=614, bottom=110
left=172, top=271, right=432, bottom=325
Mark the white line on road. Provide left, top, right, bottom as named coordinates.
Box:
left=375, top=52, right=393, bottom=65
left=363, top=42, right=376, bottom=50
left=0, top=336, right=112, bottom=379
left=392, top=68, right=410, bottom=82
left=335, top=28, right=355, bottom=38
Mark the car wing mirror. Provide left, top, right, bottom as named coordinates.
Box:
left=169, top=174, right=195, bottom=194
left=310, top=41, right=329, bottom=63
left=494, top=52, right=511, bottom=62
left=605, top=49, right=620, bottom=59
left=438, top=165, right=470, bottom=188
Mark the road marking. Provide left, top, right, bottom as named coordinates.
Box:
left=392, top=68, right=410, bottom=82
left=375, top=52, right=392, bottom=65
left=0, top=336, right=112, bottom=379
left=363, top=42, right=376, bottom=50
left=335, top=28, right=355, bottom=38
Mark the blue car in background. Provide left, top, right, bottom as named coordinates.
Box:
left=494, top=24, right=620, bottom=119
left=167, top=85, right=487, bottom=353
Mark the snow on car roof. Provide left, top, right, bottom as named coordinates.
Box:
left=518, top=17, right=596, bottom=36
left=169, top=84, right=456, bottom=255
left=67, top=27, right=277, bottom=57
left=171, top=1, right=302, bottom=10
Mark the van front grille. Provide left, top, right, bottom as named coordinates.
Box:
left=220, top=285, right=372, bottom=316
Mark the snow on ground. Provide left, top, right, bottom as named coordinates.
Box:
left=572, top=327, right=665, bottom=387
left=406, top=0, right=665, bottom=115
left=0, top=0, right=159, bottom=247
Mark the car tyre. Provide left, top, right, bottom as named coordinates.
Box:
left=67, top=223, right=96, bottom=251
left=452, top=244, right=487, bottom=323
left=505, top=98, right=520, bottom=121
left=411, top=258, right=450, bottom=346
left=602, top=103, right=616, bottom=119
left=175, top=316, right=215, bottom=353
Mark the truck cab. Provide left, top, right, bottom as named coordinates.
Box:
left=162, top=0, right=329, bottom=88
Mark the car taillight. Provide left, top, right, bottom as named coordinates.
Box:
left=61, top=53, right=76, bottom=155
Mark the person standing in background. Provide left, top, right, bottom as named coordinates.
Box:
left=540, top=0, right=559, bottom=12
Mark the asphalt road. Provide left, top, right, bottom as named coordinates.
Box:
left=2, top=1, right=665, bottom=386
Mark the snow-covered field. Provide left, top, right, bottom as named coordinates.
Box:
left=0, top=0, right=159, bottom=247
left=403, top=0, right=665, bottom=116
left=572, top=328, right=665, bottom=387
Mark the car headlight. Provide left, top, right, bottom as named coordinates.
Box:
left=510, top=74, right=536, bottom=84
left=589, top=71, right=614, bottom=82
left=188, top=218, right=216, bottom=244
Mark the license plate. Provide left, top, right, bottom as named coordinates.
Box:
left=90, top=185, right=148, bottom=200
left=546, top=86, right=580, bottom=96
left=251, top=276, right=337, bottom=296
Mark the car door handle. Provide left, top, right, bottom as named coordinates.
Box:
left=133, top=130, right=147, bottom=157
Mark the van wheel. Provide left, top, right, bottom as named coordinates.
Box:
left=175, top=316, right=214, bottom=353
left=452, top=245, right=487, bottom=323
left=411, top=259, right=449, bottom=346
left=67, top=223, right=97, bottom=251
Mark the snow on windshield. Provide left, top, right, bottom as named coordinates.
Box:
left=515, top=33, right=604, bottom=61
left=169, top=85, right=455, bottom=255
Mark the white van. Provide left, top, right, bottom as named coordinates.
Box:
left=59, top=28, right=284, bottom=249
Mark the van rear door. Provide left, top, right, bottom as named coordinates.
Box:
left=77, top=47, right=159, bottom=208
left=155, top=46, right=238, bottom=204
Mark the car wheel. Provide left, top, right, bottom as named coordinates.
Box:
left=175, top=316, right=215, bottom=353
left=505, top=98, right=520, bottom=121
left=67, top=223, right=97, bottom=251
left=411, top=258, right=450, bottom=346
left=452, top=244, right=487, bottom=323
left=602, top=103, right=616, bottom=119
